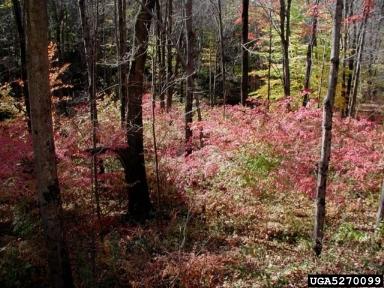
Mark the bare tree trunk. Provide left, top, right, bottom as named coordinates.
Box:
left=241, top=0, right=249, bottom=105
left=121, top=0, right=155, bottom=220
left=345, top=0, right=355, bottom=115
left=341, top=0, right=349, bottom=117
left=25, top=0, right=74, bottom=286
left=279, top=0, right=291, bottom=97
left=317, top=40, right=327, bottom=107
left=185, top=0, right=194, bottom=155
left=377, top=180, right=384, bottom=229
left=267, top=8, right=272, bottom=106
left=11, top=0, right=31, bottom=131
left=303, top=0, right=319, bottom=106
left=217, top=0, right=226, bottom=112
left=166, top=0, right=173, bottom=111
left=313, top=0, right=343, bottom=256
left=118, top=0, right=128, bottom=126
left=155, top=0, right=166, bottom=110
left=348, top=12, right=368, bottom=118
left=79, top=0, right=101, bottom=225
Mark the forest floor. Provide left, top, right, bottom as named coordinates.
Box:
left=1, top=94, right=384, bottom=288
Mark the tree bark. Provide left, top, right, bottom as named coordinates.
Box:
left=279, top=0, right=291, bottom=97
left=313, top=0, right=343, bottom=256
left=185, top=0, right=194, bottom=155
left=348, top=11, right=368, bottom=118
left=11, top=0, right=31, bottom=131
left=376, top=180, right=384, bottom=229
left=241, top=0, right=249, bottom=105
left=122, top=0, right=155, bottom=220
left=25, top=0, right=74, bottom=286
left=79, top=0, right=101, bottom=223
left=217, top=0, right=226, bottom=111
left=166, top=0, right=173, bottom=111
left=118, top=0, right=128, bottom=126
left=303, top=0, right=319, bottom=106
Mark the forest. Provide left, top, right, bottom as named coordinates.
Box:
left=0, top=0, right=383, bottom=287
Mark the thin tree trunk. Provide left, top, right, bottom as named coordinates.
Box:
left=155, top=0, right=166, bottom=110
left=317, top=40, right=327, bottom=107
left=341, top=0, right=349, bottom=117
left=348, top=12, right=368, bottom=118
left=185, top=0, right=194, bottom=155
left=267, top=8, right=272, bottom=106
left=241, top=0, right=249, bottom=105
left=376, top=180, right=384, bottom=229
left=166, top=0, right=173, bottom=111
left=118, top=0, right=128, bottom=126
left=217, top=0, right=226, bottom=113
left=279, top=0, right=291, bottom=97
left=79, top=0, right=101, bottom=224
left=345, top=0, right=355, bottom=115
left=313, top=0, right=343, bottom=256
left=122, top=0, right=155, bottom=220
left=303, top=0, right=319, bottom=106
left=11, top=0, right=31, bottom=131
left=25, top=0, right=74, bottom=286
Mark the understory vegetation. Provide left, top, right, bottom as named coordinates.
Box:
left=1, top=95, right=383, bottom=287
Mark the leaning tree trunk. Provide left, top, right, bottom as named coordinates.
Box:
left=313, top=0, right=343, bottom=256
left=11, top=0, right=31, bottom=131
left=184, top=0, right=194, bottom=155
left=303, top=0, right=319, bottom=107
left=122, top=0, right=155, bottom=220
left=241, top=0, right=249, bottom=105
left=25, top=0, right=74, bottom=286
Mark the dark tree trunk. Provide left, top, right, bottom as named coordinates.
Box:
left=118, top=0, right=128, bottom=126
left=345, top=0, right=355, bottom=115
left=166, top=0, right=173, bottom=111
left=217, top=0, right=226, bottom=110
left=303, top=0, right=319, bottom=106
left=155, top=0, right=166, bottom=110
left=377, top=180, right=384, bottom=229
left=279, top=0, right=291, bottom=97
left=11, top=0, right=31, bottom=131
left=313, top=0, right=343, bottom=256
left=241, top=0, right=249, bottom=105
left=79, top=0, right=101, bottom=226
left=123, top=0, right=155, bottom=220
left=185, top=0, right=194, bottom=155
left=25, top=0, right=74, bottom=286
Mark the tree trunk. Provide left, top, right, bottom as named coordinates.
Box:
left=313, top=0, right=343, bottom=256
left=166, top=0, right=173, bottom=111
left=217, top=0, right=226, bottom=111
left=123, top=0, right=155, bottom=220
left=267, top=9, right=272, bottom=105
left=303, top=0, right=319, bottom=106
left=241, top=0, right=249, bottom=105
left=377, top=180, right=384, bottom=229
left=11, top=0, right=31, bottom=131
left=185, top=0, right=194, bottom=155
left=25, top=0, right=74, bottom=286
left=155, top=0, right=166, bottom=110
left=118, top=0, right=128, bottom=126
left=279, top=0, right=291, bottom=97
left=79, top=0, right=101, bottom=224
left=348, top=12, right=368, bottom=118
